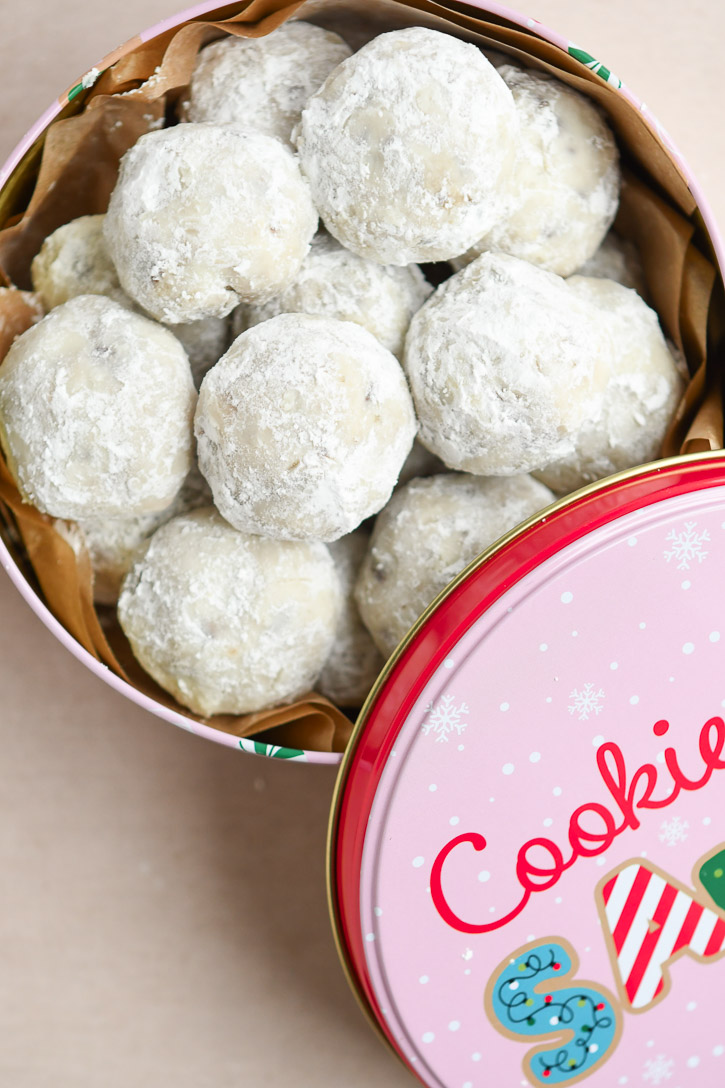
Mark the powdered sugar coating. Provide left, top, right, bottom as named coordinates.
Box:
left=31, top=213, right=231, bottom=385
left=453, top=65, right=620, bottom=277
left=575, top=229, right=646, bottom=295
left=535, top=274, right=686, bottom=491
left=105, top=124, right=318, bottom=323
left=0, top=295, right=196, bottom=519
left=405, top=253, right=596, bottom=477
left=318, top=529, right=385, bottom=705
left=295, top=27, right=518, bottom=264
left=355, top=473, right=554, bottom=657
left=74, top=462, right=213, bottom=605
left=404, top=252, right=683, bottom=488
left=118, top=508, right=341, bottom=717
left=31, top=215, right=131, bottom=309
left=182, top=22, right=352, bottom=145
left=74, top=508, right=175, bottom=605
left=235, top=232, right=432, bottom=358
left=195, top=313, right=417, bottom=541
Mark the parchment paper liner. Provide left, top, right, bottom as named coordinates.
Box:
left=0, top=0, right=721, bottom=752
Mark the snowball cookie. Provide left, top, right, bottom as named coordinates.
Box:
left=452, top=66, right=619, bottom=277
left=105, top=124, right=318, bottom=324
left=73, top=462, right=213, bottom=605
left=235, top=232, right=432, bottom=359
left=31, top=215, right=131, bottom=310
left=118, top=508, right=341, bottom=717
left=182, top=22, right=351, bottom=145
left=69, top=508, right=174, bottom=606
left=575, top=230, right=646, bottom=296
left=30, top=214, right=231, bottom=385
left=196, top=313, right=416, bottom=540
left=535, top=274, right=685, bottom=492
left=356, top=473, right=554, bottom=658
left=318, top=530, right=385, bottom=706
left=404, top=252, right=684, bottom=487
left=295, top=27, right=518, bottom=264
left=0, top=295, right=196, bottom=519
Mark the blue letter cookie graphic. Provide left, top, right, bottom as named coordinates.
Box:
left=485, top=938, right=621, bottom=1085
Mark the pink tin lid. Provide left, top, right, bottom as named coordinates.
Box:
left=331, top=454, right=725, bottom=1088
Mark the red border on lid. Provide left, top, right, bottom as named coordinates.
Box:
left=331, top=456, right=725, bottom=1071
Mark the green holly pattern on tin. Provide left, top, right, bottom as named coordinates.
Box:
left=567, top=45, right=622, bottom=89
left=238, top=738, right=307, bottom=761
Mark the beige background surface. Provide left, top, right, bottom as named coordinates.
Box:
left=0, top=1, right=723, bottom=1085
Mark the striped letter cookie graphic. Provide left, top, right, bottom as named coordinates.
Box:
left=597, top=847, right=725, bottom=1012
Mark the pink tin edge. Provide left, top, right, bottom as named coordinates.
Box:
left=0, top=0, right=723, bottom=765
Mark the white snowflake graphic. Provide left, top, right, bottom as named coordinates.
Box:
left=664, top=521, right=710, bottom=570
left=658, top=815, right=689, bottom=847
left=422, top=694, right=469, bottom=742
left=642, top=1053, right=675, bottom=1084
left=568, top=683, right=605, bottom=721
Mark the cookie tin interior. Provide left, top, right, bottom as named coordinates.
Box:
left=330, top=454, right=725, bottom=1087
left=0, top=0, right=723, bottom=764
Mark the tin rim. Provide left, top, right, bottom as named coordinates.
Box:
left=327, top=451, right=725, bottom=1065
left=0, top=0, right=723, bottom=763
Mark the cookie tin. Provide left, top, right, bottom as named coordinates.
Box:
left=330, top=454, right=725, bottom=1087
left=0, top=0, right=723, bottom=765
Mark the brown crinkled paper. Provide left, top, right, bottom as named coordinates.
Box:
left=0, top=0, right=722, bottom=753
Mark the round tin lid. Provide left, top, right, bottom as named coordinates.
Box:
left=330, top=455, right=725, bottom=1088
